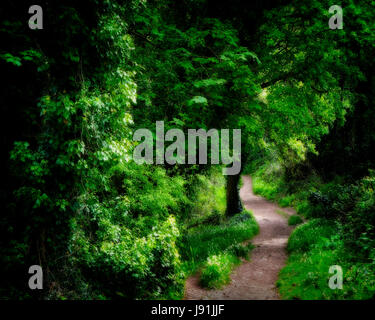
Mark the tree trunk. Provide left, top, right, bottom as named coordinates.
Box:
left=226, top=173, right=243, bottom=216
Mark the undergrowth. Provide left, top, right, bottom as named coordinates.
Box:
left=251, top=159, right=375, bottom=300
left=288, top=215, right=303, bottom=226
left=180, top=210, right=258, bottom=289
left=278, top=219, right=375, bottom=299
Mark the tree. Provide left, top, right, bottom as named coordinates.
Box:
left=244, top=0, right=358, bottom=178
left=131, top=6, right=262, bottom=216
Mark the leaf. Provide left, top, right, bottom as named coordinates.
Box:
left=194, top=78, right=227, bottom=88
left=172, top=118, right=184, bottom=126
left=187, top=96, right=208, bottom=106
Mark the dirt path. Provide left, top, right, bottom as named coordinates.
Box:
left=184, top=175, right=295, bottom=300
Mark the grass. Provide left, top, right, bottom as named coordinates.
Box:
left=275, top=209, right=304, bottom=226
left=200, top=242, right=255, bottom=289
left=278, top=195, right=295, bottom=208
left=288, top=215, right=303, bottom=226
left=180, top=211, right=259, bottom=289
left=277, top=219, right=375, bottom=299
left=199, top=253, right=239, bottom=289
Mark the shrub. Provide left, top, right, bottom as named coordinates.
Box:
left=279, top=195, right=295, bottom=208
left=307, top=173, right=375, bottom=258
left=73, top=215, right=185, bottom=299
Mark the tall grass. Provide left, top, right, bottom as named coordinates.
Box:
left=180, top=211, right=259, bottom=288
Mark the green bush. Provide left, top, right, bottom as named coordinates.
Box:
left=308, top=173, right=375, bottom=258
left=73, top=215, right=185, bottom=299
left=71, top=161, right=192, bottom=299
left=279, top=195, right=295, bottom=208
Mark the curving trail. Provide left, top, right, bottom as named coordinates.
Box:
left=185, top=175, right=295, bottom=300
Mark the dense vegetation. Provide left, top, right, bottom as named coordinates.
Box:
left=1, top=0, right=375, bottom=299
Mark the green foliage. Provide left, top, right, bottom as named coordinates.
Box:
left=278, top=195, right=295, bottom=208
left=226, top=242, right=254, bottom=260
left=309, top=173, right=375, bottom=259
left=183, top=169, right=226, bottom=228
left=287, top=219, right=337, bottom=253
left=200, top=253, right=239, bottom=289
left=200, top=242, right=254, bottom=289
left=252, top=157, right=321, bottom=218
left=3, top=0, right=375, bottom=301
left=288, top=215, right=303, bottom=226
left=191, top=213, right=257, bottom=290
left=74, top=215, right=184, bottom=299
left=180, top=211, right=259, bottom=276
left=278, top=219, right=375, bottom=300
left=2, top=1, right=190, bottom=299
left=132, top=8, right=263, bottom=165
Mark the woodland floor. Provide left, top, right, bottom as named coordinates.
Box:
left=185, top=175, right=295, bottom=300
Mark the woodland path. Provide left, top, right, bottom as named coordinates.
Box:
left=185, top=175, right=295, bottom=300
